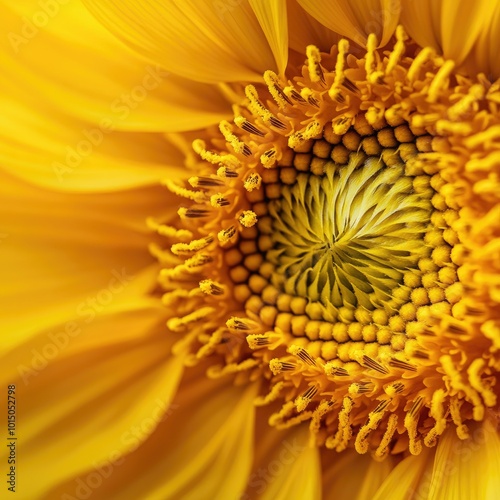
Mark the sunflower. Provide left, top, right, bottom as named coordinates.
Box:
left=2, top=0, right=500, bottom=498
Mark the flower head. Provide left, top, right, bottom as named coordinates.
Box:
left=2, top=0, right=500, bottom=498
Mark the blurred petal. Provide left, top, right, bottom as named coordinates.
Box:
left=322, top=447, right=397, bottom=500
left=463, top=2, right=500, bottom=80
left=0, top=314, right=184, bottom=499
left=298, top=0, right=400, bottom=47
left=83, top=0, right=279, bottom=83
left=258, top=426, right=321, bottom=500
left=1, top=1, right=230, bottom=132
left=373, top=447, right=435, bottom=500
left=287, top=0, right=341, bottom=53
left=427, top=420, right=500, bottom=500
left=400, top=0, right=498, bottom=70
left=0, top=101, right=188, bottom=191
left=0, top=170, right=172, bottom=351
left=44, top=367, right=259, bottom=499
left=238, top=402, right=321, bottom=499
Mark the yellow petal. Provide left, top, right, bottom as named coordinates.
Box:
left=322, top=447, right=398, bottom=500
left=237, top=403, right=321, bottom=499
left=400, top=0, right=499, bottom=69
left=427, top=420, right=500, bottom=500
left=258, top=425, right=322, bottom=500
left=287, top=0, right=341, bottom=53
left=44, top=369, right=259, bottom=499
left=83, top=0, right=279, bottom=83
left=0, top=2, right=230, bottom=132
left=249, top=0, right=289, bottom=75
left=372, top=447, right=435, bottom=500
left=463, top=2, right=500, bottom=79
left=0, top=313, right=184, bottom=499
left=297, top=0, right=400, bottom=47
left=0, top=171, right=172, bottom=352
left=0, top=101, right=188, bottom=191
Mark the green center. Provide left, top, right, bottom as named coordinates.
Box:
left=265, top=152, right=432, bottom=311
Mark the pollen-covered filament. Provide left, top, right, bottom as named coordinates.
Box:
left=159, top=29, right=500, bottom=457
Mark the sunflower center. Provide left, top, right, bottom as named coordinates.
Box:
left=159, top=31, right=500, bottom=458
left=264, top=153, right=430, bottom=311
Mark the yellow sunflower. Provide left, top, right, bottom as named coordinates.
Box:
left=2, top=0, right=500, bottom=498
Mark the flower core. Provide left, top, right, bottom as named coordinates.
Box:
left=157, top=28, right=500, bottom=457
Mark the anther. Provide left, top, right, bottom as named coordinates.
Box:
left=260, top=148, right=277, bottom=168
left=264, top=70, right=293, bottom=108
left=247, top=334, right=271, bottom=349
left=177, top=207, right=211, bottom=219
left=234, top=116, right=265, bottom=136
left=216, top=166, right=238, bottom=178
left=284, top=86, right=306, bottom=103
left=288, top=345, right=317, bottom=366
left=404, top=396, right=424, bottom=455
left=244, top=85, right=286, bottom=129
left=217, top=225, right=237, bottom=243
left=270, top=359, right=296, bottom=374
left=210, top=193, right=230, bottom=207
left=171, top=236, right=213, bottom=255
left=329, top=39, right=349, bottom=101
left=324, top=363, right=349, bottom=377
left=219, top=120, right=251, bottom=156
left=295, top=385, right=319, bottom=412
left=306, top=45, right=325, bottom=84
left=199, top=279, right=225, bottom=296
left=192, top=139, right=239, bottom=168
left=362, top=355, right=389, bottom=374
left=389, top=358, right=417, bottom=372
left=226, top=317, right=261, bottom=333
left=188, top=176, right=225, bottom=188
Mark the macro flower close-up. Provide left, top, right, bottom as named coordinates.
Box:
left=2, top=0, right=500, bottom=498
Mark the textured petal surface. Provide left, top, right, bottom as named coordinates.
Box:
left=298, top=0, right=400, bottom=47
left=1, top=1, right=230, bottom=132
left=83, top=0, right=279, bottom=83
